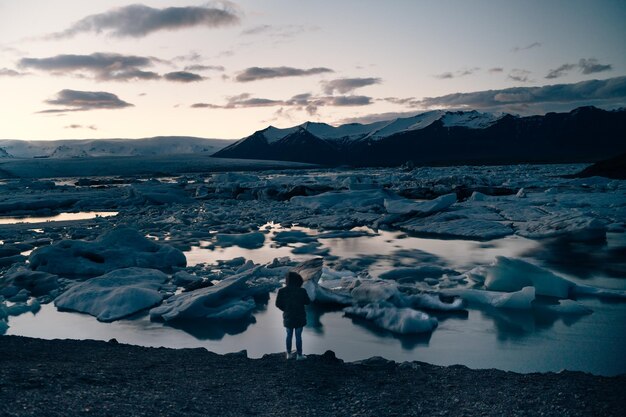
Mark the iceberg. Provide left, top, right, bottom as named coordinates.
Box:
left=442, top=286, right=536, bottom=309
left=150, top=267, right=259, bottom=321
left=29, top=227, right=186, bottom=277
left=344, top=303, right=438, bottom=334
left=214, top=232, right=265, bottom=249
left=350, top=280, right=400, bottom=305
left=485, top=257, right=575, bottom=298
left=384, top=193, right=456, bottom=215
left=291, top=189, right=391, bottom=211
left=54, top=268, right=168, bottom=322
left=1, top=267, right=59, bottom=297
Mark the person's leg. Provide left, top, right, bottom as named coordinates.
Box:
left=285, top=327, right=294, bottom=355
left=295, top=327, right=303, bottom=356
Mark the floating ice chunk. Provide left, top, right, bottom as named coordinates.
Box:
left=29, top=227, right=186, bottom=277
left=130, top=183, right=194, bottom=205
left=399, top=216, right=513, bottom=240
left=149, top=267, right=259, bottom=321
left=304, top=280, right=353, bottom=305
left=291, top=242, right=328, bottom=255
left=291, top=189, right=391, bottom=211
left=516, top=211, right=607, bottom=241
left=173, top=271, right=202, bottom=287
left=214, top=232, right=265, bottom=249
left=1, top=267, right=59, bottom=297
left=485, top=257, right=575, bottom=298
left=351, top=280, right=400, bottom=305
left=292, top=258, right=324, bottom=283
left=442, top=286, right=535, bottom=309
left=400, top=293, right=466, bottom=311
left=344, top=303, right=438, bottom=334
left=516, top=188, right=526, bottom=198
left=291, top=259, right=352, bottom=305
left=384, top=193, right=456, bottom=216
left=9, top=289, right=29, bottom=302
left=379, top=266, right=457, bottom=281
left=469, top=191, right=489, bottom=201
left=54, top=268, right=167, bottom=322
left=212, top=172, right=259, bottom=184
left=7, top=299, right=41, bottom=317
left=273, top=230, right=317, bottom=245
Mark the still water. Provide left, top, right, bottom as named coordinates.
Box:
left=0, top=211, right=118, bottom=225
left=6, top=229, right=626, bottom=376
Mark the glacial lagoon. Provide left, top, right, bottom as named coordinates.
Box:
left=2, top=164, right=625, bottom=376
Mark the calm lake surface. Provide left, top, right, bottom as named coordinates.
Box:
left=7, top=229, right=626, bottom=376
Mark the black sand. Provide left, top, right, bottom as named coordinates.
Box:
left=0, top=336, right=624, bottom=417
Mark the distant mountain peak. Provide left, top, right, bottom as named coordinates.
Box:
left=213, top=106, right=626, bottom=167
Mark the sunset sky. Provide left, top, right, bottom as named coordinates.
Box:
left=1, top=0, right=625, bottom=140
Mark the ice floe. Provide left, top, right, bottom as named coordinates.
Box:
left=344, top=303, right=438, bottom=334
left=54, top=268, right=167, bottom=322
left=484, top=257, right=576, bottom=298
left=29, top=227, right=186, bottom=277
left=150, top=267, right=261, bottom=321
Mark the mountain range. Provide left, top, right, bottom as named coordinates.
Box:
left=213, top=106, right=626, bottom=166
left=0, top=136, right=234, bottom=159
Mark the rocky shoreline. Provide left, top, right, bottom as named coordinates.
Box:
left=0, top=336, right=623, bottom=417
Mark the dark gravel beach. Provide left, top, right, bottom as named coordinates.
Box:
left=0, top=336, right=624, bottom=417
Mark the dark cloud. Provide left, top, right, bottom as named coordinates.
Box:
left=434, top=68, right=480, bottom=79
left=19, top=53, right=160, bottom=81
left=508, top=69, right=531, bottom=82
left=489, top=67, right=504, bottom=73
left=329, top=95, right=372, bottom=106
left=512, top=42, right=541, bottom=52
left=546, top=58, right=613, bottom=79
left=578, top=58, right=612, bottom=75
left=164, top=71, right=204, bottom=82
left=545, top=64, right=576, bottom=79
left=65, top=124, right=97, bottom=130
left=235, top=66, right=333, bottom=82
left=40, top=89, right=133, bottom=113
left=435, top=72, right=454, bottom=79
left=192, top=92, right=373, bottom=115
left=48, top=4, right=239, bottom=39
left=184, top=64, right=225, bottom=72
left=240, top=24, right=272, bottom=35
left=19, top=52, right=216, bottom=82
left=191, top=103, right=222, bottom=109
left=240, top=24, right=319, bottom=38
left=416, top=76, right=626, bottom=113
left=0, top=67, right=26, bottom=76
left=322, top=77, right=381, bottom=94
left=382, top=97, right=421, bottom=106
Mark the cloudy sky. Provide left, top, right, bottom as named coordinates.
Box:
left=1, top=0, right=625, bottom=140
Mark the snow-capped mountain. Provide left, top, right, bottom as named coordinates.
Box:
left=214, top=107, right=626, bottom=166
left=0, top=136, right=235, bottom=159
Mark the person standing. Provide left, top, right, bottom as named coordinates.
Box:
left=275, top=271, right=311, bottom=360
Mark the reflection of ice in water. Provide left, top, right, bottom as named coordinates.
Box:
left=7, top=293, right=626, bottom=376
left=0, top=211, right=118, bottom=225
left=185, top=224, right=539, bottom=274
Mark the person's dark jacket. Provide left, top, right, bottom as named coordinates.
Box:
left=275, top=273, right=311, bottom=328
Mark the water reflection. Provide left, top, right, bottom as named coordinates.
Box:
left=523, top=234, right=626, bottom=279
left=0, top=211, right=118, bottom=225
left=346, top=315, right=434, bottom=350
left=164, top=316, right=257, bottom=340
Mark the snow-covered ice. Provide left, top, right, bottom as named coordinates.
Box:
left=344, top=303, right=438, bottom=334
left=54, top=268, right=167, bottom=322
left=29, top=227, right=186, bottom=277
